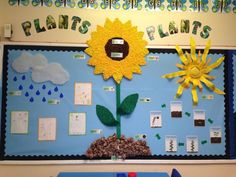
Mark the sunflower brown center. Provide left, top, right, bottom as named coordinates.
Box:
left=105, top=37, right=129, bottom=61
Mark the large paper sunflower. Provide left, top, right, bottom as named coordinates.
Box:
left=85, top=18, right=148, bottom=84
left=162, top=38, right=225, bottom=105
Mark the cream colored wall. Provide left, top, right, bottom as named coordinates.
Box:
left=1, top=162, right=236, bottom=177
left=1, top=0, right=236, bottom=177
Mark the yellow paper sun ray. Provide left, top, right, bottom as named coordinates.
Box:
left=176, top=45, right=188, bottom=65
left=205, top=56, right=225, bottom=73
left=202, top=40, right=211, bottom=64
left=162, top=38, right=225, bottom=105
left=190, top=37, right=197, bottom=62
left=162, top=70, right=187, bottom=79
left=176, top=84, right=185, bottom=97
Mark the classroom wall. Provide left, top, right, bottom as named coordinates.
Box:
left=0, top=0, right=236, bottom=177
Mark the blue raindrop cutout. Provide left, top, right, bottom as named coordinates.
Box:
left=48, top=90, right=52, bottom=95
left=22, top=75, right=26, bottom=80
left=25, top=92, right=29, bottom=97
left=60, top=93, right=64, bottom=98
left=29, top=97, right=34, bottom=102
left=18, top=85, right=23, bottom=90
left=54, top=87, right=58, bottom=92
left=29, top=84, right=34, bottom=90
left=13, top=76, right=17, bottom=81
left=42, top=97, right=46, bottom=102
left=42, top=85, right=46, bottom=90
left=36, top=90, right=40, bottom=96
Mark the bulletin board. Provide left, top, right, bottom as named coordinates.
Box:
left=0, top=44, right=234, bottom=160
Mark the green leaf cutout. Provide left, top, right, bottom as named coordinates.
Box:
left=118, top=93, right=139, bottom=115
left=96, top=105, right=118, bottom=126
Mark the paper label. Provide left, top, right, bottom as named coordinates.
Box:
left=111, top=52, right=123, bottom=58
left=112, top=39, right=124, bottom=45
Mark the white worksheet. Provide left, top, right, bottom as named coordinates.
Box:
left=11, top=111, right=29, bottom=134
left=69, top=112, right=86, bottom=135
left=38, top=118, right=56, bottom=141
left=74, top=83, right=92, bottom=105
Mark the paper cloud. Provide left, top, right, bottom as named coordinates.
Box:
left=12, top=52, right=48, bottom=73
left=12, top=52, right=69, bottom=85
left=32, top=63, right=69, bottom=85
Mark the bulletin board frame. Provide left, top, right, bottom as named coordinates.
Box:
left=0, top=44, right=235, bottom=161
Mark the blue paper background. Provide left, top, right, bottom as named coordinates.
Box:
left=4, top=49, right=226, bottom=157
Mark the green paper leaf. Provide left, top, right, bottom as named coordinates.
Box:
left=118, top=93, right=139, bottom=115
left=96, top=105, right=118, bottom=126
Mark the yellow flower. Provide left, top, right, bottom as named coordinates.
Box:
left=85, top=18, right=148, bottom=84
left=162, top=38, right=225, bottom=105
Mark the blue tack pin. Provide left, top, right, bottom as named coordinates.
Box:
left=60, top=93, right=64, bottom=98
left=48, top=90, right=52, bottom=95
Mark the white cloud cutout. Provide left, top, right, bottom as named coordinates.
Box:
left=12, top=52, right=69, bottom=85
left=32, top=63, right=69, bottom=85
left=12, top=52, right=48, bottom=73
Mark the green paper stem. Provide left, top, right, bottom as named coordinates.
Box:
left=116, top=83, right=121, bottom=139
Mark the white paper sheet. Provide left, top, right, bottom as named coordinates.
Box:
left=38, top=118, right=56, bottom=141
left=11, top=111, right=29, bottom=134
left=74, top=83, right=92, bottom=105
left=69, top=112, right=86, bottom=135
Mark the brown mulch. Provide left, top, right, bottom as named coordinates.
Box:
left=86, top=134, right=151, bottom=159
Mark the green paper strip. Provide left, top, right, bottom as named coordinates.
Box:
left=202, top=94, right=214, bottom=100
left=90, top=129, right=102, bottom=134
left=201, top=140, right=207, bottom=145
left=139, top=97, right=151, bottom=103
left=161, top=104, right=166, bottom=108
left=134, top=134, right=147, bottom=140
left=155, top=134, right=161, bottom=139
left=208, top=118, right=213, bottom=124
left=8, top=91, right=22, bottom=96
left=178, top=142, right=185, bottom=146
left=73, top=54, right=85, bottom=59
left=103, top=86, right=115, bottom=92
left=116, top=83, right=121, bottom=139
left=185, top=112, right=191, bottom=117
left=48, top=99, right=60, bottom=104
